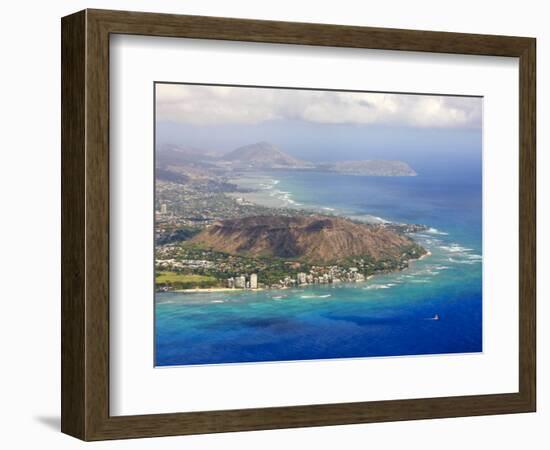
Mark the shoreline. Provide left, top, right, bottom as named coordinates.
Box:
left=158, top=271, right=410, bottom=295
left=227, top=175, right=332, bottom=214
left=171, top=287, right=266, bottom=293
left=161, top=174, right=434, bottom=296
left=158, top=248, right=432, bottom=295
left=226, top=176, right=422, bottom=227
left=415, top=250, right=432, bottom=262
left=159, top=251, right=432, bottom=295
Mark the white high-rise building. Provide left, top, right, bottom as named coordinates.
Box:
left=160, top=203, right=168, bottom=214
left=235, top=275, right=246, bottom=289
left=250, top=274, right=258, bottom=289
left=297, top=272, right=307, bottom=284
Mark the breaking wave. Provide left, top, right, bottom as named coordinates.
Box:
left=365, top=284, right=393, bottom=290
left=426, top=227, right=449, bottom=235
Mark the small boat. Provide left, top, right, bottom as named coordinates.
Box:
left=433, top=314, right=440, bottom=321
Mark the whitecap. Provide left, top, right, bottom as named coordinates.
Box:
left=352, top=214, right=392, bottom=224
left=365, top=284, right=391, bottom=290
left=439, top=244, right=473, bottom=253
left=371, top=215, right=391, bottom=224
left=426, top=227, right=449, bottom=235
left=467, top=254, right=482, bottom=260
left=418, top=237, right=436, bottom=244
left=448, top=257, right=479, bottom=265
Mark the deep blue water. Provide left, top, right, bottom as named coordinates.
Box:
left=155, top=168, right=482, bottom=366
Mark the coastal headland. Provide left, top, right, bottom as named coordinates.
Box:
left=155, top=141, right=430, bottom=292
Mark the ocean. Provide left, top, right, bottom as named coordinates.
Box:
left=155, top=168, right=482, bottom=366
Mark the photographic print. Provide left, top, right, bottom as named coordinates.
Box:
left=154, top=83, right=482, bottom=367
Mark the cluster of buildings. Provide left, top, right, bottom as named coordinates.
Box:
left=227, top=274, right=258, bottom=289
left=293, top=268, right=366, bottom=287
left=305, top=266, right=366, bottom=283
left=225, top=267, right=368, bottom=291
left=155, top=258, right=215, bottom=271
left=273, top=266, right=367, bottom=289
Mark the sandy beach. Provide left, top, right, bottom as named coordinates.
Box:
left=173, top=287, right=265, bottom=293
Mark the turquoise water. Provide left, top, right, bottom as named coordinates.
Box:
left=155, top=169, right=482, bottom=366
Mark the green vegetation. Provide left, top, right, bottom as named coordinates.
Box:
left=157, top=243, right=308, bottom=286
left=155, top=271, right=219, bottom=289
left=156, top=225, right=202, bottom=245
left=155, top=240, right=427, bottom=290
left=341, top=243, right=426, bottom=273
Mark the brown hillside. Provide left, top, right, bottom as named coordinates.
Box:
left=191, top=215, right=421, bottom=263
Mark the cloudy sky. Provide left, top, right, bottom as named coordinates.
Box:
left=156, top=83, right=481, bottom=129
left=155, top=83, right=482, bottom=173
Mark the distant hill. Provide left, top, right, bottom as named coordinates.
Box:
left=221, top=142, right=309, bottom=168
left=191, top=215, right=424, bottom=263
left=156, top=148, right=206, bottom=167
left=155, top=168, right=190, bottom=184
left=156, top=144, right=222, bottom=165
left=158, top=141, right=417, bottom=176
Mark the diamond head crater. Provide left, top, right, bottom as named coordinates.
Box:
left=155, top=141, right=428, bottom=292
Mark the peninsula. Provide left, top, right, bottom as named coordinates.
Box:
left=157, top=141, right=417, bottom=176
left=154, top=141, right=428, bottom=291
left=156, top=215, right=427, bottom=291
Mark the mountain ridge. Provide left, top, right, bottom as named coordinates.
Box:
left=191, top=215, right=425, bottom=264
left=158, top=140, right=417, bottom=176
left=221, top=141, right=309, bottom=168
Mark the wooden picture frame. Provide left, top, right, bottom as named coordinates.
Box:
left=61, top=8, right=536, bottom=441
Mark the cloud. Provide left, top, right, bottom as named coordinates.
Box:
left=156, top=83, right=482, bottom=129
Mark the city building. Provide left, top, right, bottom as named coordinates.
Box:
left=250, top=273, right=258, bottom=289
left=235, top=275, right=246, bottom=289
left=297, top=272, right=307, bottom=285
left=160, top=203, right=168, bottom=214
